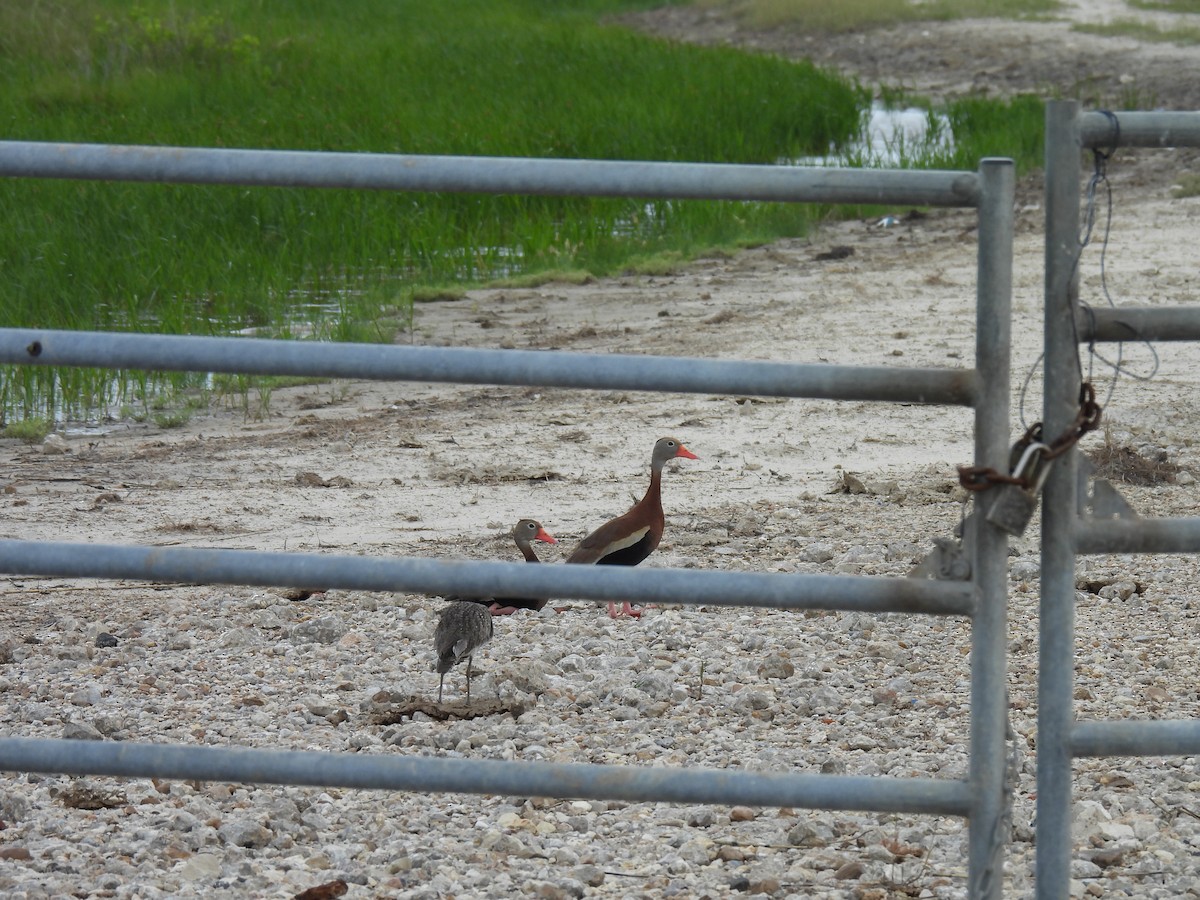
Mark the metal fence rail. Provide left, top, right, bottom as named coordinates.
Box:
left=0, top=539, right=976, bottom=615
left=0, top=142, right=1015, bottom=898
left=0, top=737, right=972, bottom=815
left=1037, top=101, right=1200, bottom=899
left=0, top=327, right=978, bottom=406
left=1080, top=306, right=1200, bottom=342
left=0, top=139, right=982, bottom=206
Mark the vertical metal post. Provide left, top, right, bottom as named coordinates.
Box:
left=1037, top=99, right=1084, bottom=899
left=968, top=158, right=1015, bottom=899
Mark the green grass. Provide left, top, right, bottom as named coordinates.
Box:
left=1174, top=174, right=1200, bottom=199
left=1130, top=0, right=1200, bottom=11
left=1073, top=19, right=1200, bottom=45
left=698, top=0, right=1062, bottom=32
left=0, top=0, right=1048, bottom=423
left=0, top=417, right=53, bottom=442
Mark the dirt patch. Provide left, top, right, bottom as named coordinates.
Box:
left=621, top=1, right=1200, bottom=110
left=1087, top=438, right=1181, bottom=485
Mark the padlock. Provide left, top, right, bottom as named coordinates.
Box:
left=985, top=441, right=1051, bottom=536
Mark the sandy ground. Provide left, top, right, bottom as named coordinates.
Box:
left=3, top=2, right=1200, bottom=898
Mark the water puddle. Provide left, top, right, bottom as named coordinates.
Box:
left=790, top=103, right=955, bottom=168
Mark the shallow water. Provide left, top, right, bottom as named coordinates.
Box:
left=792, top=103, right=955, bottom=167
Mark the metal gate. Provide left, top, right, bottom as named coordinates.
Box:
left=0, top=141, right=1015, bottom=896
left=1037, top=100, right=1200, bottom=898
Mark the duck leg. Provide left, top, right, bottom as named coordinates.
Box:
left=487, top=602, right=522, bottom=616
left=607, top=601, right=643, bottom=619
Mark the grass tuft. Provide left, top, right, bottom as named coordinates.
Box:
left=1173, top=174, right=1200, bottom=199
left=1, top=417, right=54, bottom=442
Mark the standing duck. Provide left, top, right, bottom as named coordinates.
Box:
left=566, top=436, right=698, bottom=618
left=451, top=519, right=557, bottom=615
left=434, top=600, right=494, bottom=704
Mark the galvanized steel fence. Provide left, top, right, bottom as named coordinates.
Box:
left=1037, top=101, right=1200, bottom=899
left=0, top=140, right=1016, bottom=897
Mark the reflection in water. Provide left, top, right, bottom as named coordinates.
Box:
left=791, top=103, right=955, bottom=168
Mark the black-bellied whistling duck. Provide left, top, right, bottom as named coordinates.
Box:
left=490, top=518, right=557, bottom=614
left=434, top=600, right=494, bottom=704
left=451, top=519, right=557, bottom=616
left=566, top=436, right=698, bottom=618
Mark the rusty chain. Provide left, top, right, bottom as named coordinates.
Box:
left=958, top=383, right=1102, bottom=492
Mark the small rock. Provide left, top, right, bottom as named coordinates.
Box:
left=845, top=733, right=877, bottom=751
left=94, top=632, right=119, bottom=648
left=0, top=791, right=31, bottom=823
left=0, top=846, right=33, bottom=860
left=571, top=865, right=605, bottom=887
left=801, top=543, right=836, bottom=563
left=787, top=822, right=824, bottom=846
left=748, top=878, right=781, bottom=895
left=294, top=879, right=349, bottom=900
left=218, top=818, right=273, bottom=848
left=178, top=853, right=222, bottom=881
left=1010, top=559, right=1040, bottom=580
left=834, top=861, right=865, bottom=880
left=42, top=434, right=70, bottom=455
left=687, top=807, right=717, bottom=827
left=717, top=845, right=748, bottom=862
left=305, top=697, right=334, bottom=717
left=53, top=781, right=126, bottom=810
left=1098, top=580, right=1137, bottom=601
left=481, top=830, right=526, bottom=855
left=1091, top=847, right=1126, bottom=869
left=730, top=806, right=756, bottom=822
left=758, top=655, right=794, bottom=680
left=523, top=879, right=584, bottom=900
left=1071, top=859, right=1102, bottom=878
left=290, top=616, right=347, bottom=645
left=62, top=721, right=104, bottom=741
left=731, top=690, right=772, bottom=712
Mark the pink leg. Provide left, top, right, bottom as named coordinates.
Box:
left=607, top=601, right=643, bottom=619
left=487, top=603, right=520, bottom=616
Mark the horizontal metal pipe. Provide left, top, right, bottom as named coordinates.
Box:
left=1074, top=518, right=1200, bottom=555
left=1077, top=306, right=1200, bottom=342
left=1080, top=111, right=1200, bottom=149
left=0, top=738, right=972, bottom=816
left=1073, top=720, right=1200, bottom=758
left=0, top=140, right=982, bottom=207
left=0, top=540, right=976, bottom=616
left=0, top=329, right=978, bottom=406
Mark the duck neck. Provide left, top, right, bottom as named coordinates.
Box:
left=639, top=463, right=664, bottom=511
left=518, top=541, right=540, bottom=563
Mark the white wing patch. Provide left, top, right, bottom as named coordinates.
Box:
left=606, top=526, right=649, bottom=554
